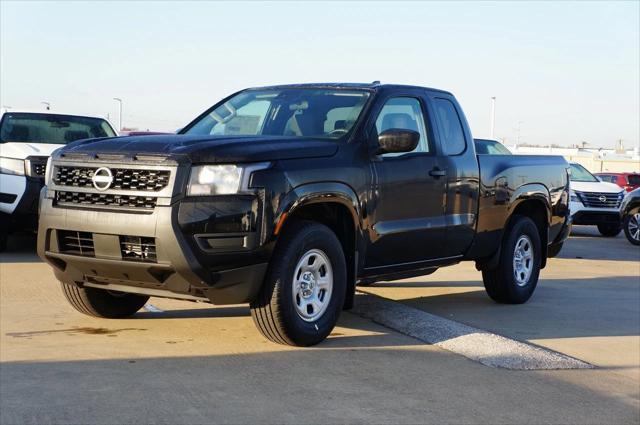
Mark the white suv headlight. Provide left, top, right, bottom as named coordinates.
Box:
left=187, top=163, right=270, bottom=196
left=0, top=157, right=26, bottom=176
left=570, top=190, right=581, bottom=203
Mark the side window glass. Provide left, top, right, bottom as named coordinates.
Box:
left=375, top=97, right=429, bottom=156
left=434, top=98, right=466, bottom=156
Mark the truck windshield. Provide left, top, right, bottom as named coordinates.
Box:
left=183, top=89, right=371, bottom=140
left=474, top=139, right=512, bottom=155
left=0, top=113, right=116, bottom=144
left=569, top=164, right=598, bottom=182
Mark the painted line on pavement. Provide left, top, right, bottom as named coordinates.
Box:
left=143, top=304, right=164, bottom=313
left=351, top=291, right=592, bottom=370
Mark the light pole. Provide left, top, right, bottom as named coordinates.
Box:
left=113, top=97, right=123, bottom=130
left=516, top=121, right=523, bottom=148
left=490, top=97, right=496, bottom=140
left=41, top=101, right=50, bottom=111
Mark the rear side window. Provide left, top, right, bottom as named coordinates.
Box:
left=434, top=98, right=466, bottom=155
left=628, top=175, right=640, bottom=185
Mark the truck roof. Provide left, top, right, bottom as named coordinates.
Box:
left=248, top=82, right=453, bottom=95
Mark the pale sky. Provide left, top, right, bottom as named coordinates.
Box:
left=1, top=1, right=638, bottom=148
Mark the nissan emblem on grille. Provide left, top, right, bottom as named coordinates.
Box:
left=92, top=167, right=114, bottom=191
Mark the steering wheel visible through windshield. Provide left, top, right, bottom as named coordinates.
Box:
left=182, top=89, right=370, bottom=140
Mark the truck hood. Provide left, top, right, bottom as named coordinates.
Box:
left=0, top=142, right=65, bottom=159
left=59, top=134, right=340, bottom=164
left=570, top=180, right=623, bottom=193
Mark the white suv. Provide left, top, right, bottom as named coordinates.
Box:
left=0, top=110, right=117, bottom=250
left=569, top=163, right=625, bottom=236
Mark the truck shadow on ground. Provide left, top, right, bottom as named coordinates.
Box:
left=1, top=349, right=637, bottom=425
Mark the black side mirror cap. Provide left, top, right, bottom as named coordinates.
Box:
left=377, top=129, right=420, bottom=154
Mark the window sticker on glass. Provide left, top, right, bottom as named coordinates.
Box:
left=224, top=115, right=261, bottom=135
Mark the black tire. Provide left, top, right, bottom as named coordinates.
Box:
left=597, top=223, right=622, bottom=237
left=482, top=215, right=542, bottom=304
left=60, top=282, right=149, bottom=318
left=250, top=220, right=346, bottom=346
left=547, top=242, right=563, bottom=258
left=623, top=213, right=640, bottom=246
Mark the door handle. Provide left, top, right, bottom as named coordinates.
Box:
left=429, top=168, right=446, bottom=178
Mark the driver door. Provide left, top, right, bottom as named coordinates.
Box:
left=364, top=95, right=447, bottom=270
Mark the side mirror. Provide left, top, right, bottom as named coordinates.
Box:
left=377, top=129, right=420, bottom=154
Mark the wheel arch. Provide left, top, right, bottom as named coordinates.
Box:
left=273, top=182, right=363, bottom=309
left=477, top=184, right=551, bottom=271
left=508, top=186, right=551, bottom=268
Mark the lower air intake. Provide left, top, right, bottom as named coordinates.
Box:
left=120, top=236, right=157, bottom=263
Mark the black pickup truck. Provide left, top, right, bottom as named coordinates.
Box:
left=37, top=83, right=571, bottom=346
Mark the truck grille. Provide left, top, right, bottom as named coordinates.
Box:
left=58, top=231, right=95, bottom=257
left=55, top=191, right=157, bottom=209
left=120, top=236, right=157, bottom=263
left=54, top=166, right=170, bottom=191
left=577, top=191, right=623, bottom=209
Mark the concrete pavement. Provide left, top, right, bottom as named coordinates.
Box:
left=0, top=229, right=638, bottom=424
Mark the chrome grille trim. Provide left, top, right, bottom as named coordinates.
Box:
left=48, top=161, right=177, bottom=198
left=577, top=191, right=624, bottom=209
left=54, top=166, right=170, bottom=192
left=48, top=160, right=179, bottom=211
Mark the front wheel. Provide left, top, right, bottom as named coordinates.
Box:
left=60, top=282, right=149, bottom=318
left=482, top=215, right=542, bottom=304
left=597, top=223, right=622, bottom=237
left=623, top=213, right=640, bottom=246
left=250, top=220, right=346, bottom=346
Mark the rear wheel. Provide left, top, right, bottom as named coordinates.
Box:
left=597, top=223, right=622, bottom=237
left=60, top=282, right=149, bottom=318
left=250, top=220, right=346, bottom=346
left=482, top=215, right=542, bottom=304
left=0, top=233, right=7, bottom=253
left=623, top=213, right=640, bottom=246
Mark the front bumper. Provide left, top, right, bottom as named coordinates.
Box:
left=570, top=202, right=620, bottom=226
left=37, top=192, right=270, bottom=305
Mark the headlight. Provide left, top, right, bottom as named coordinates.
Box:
left=570, top=190, right=581, bottom=203
left=0, top=157, right=26, bottom=176
left=187, top=163, right=270, bottom=196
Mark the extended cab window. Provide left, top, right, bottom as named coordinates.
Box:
left=434, top=98, right=466, bottom=155
left=0, top=113, right=116, bottom=144
left=375, top=97, right=429, bottom=155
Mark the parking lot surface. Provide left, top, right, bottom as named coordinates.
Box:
left=1, top=227, right=639, bottom=424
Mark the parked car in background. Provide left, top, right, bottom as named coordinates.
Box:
left=595, top=172, right=640, bottom=193
left=474, top=138, right=512, bottom=155
left=569, top=163, right=625, bottom=237
left=0, top=110, right=117, bottom=251
left=620, top=188, right=640, bottom=245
